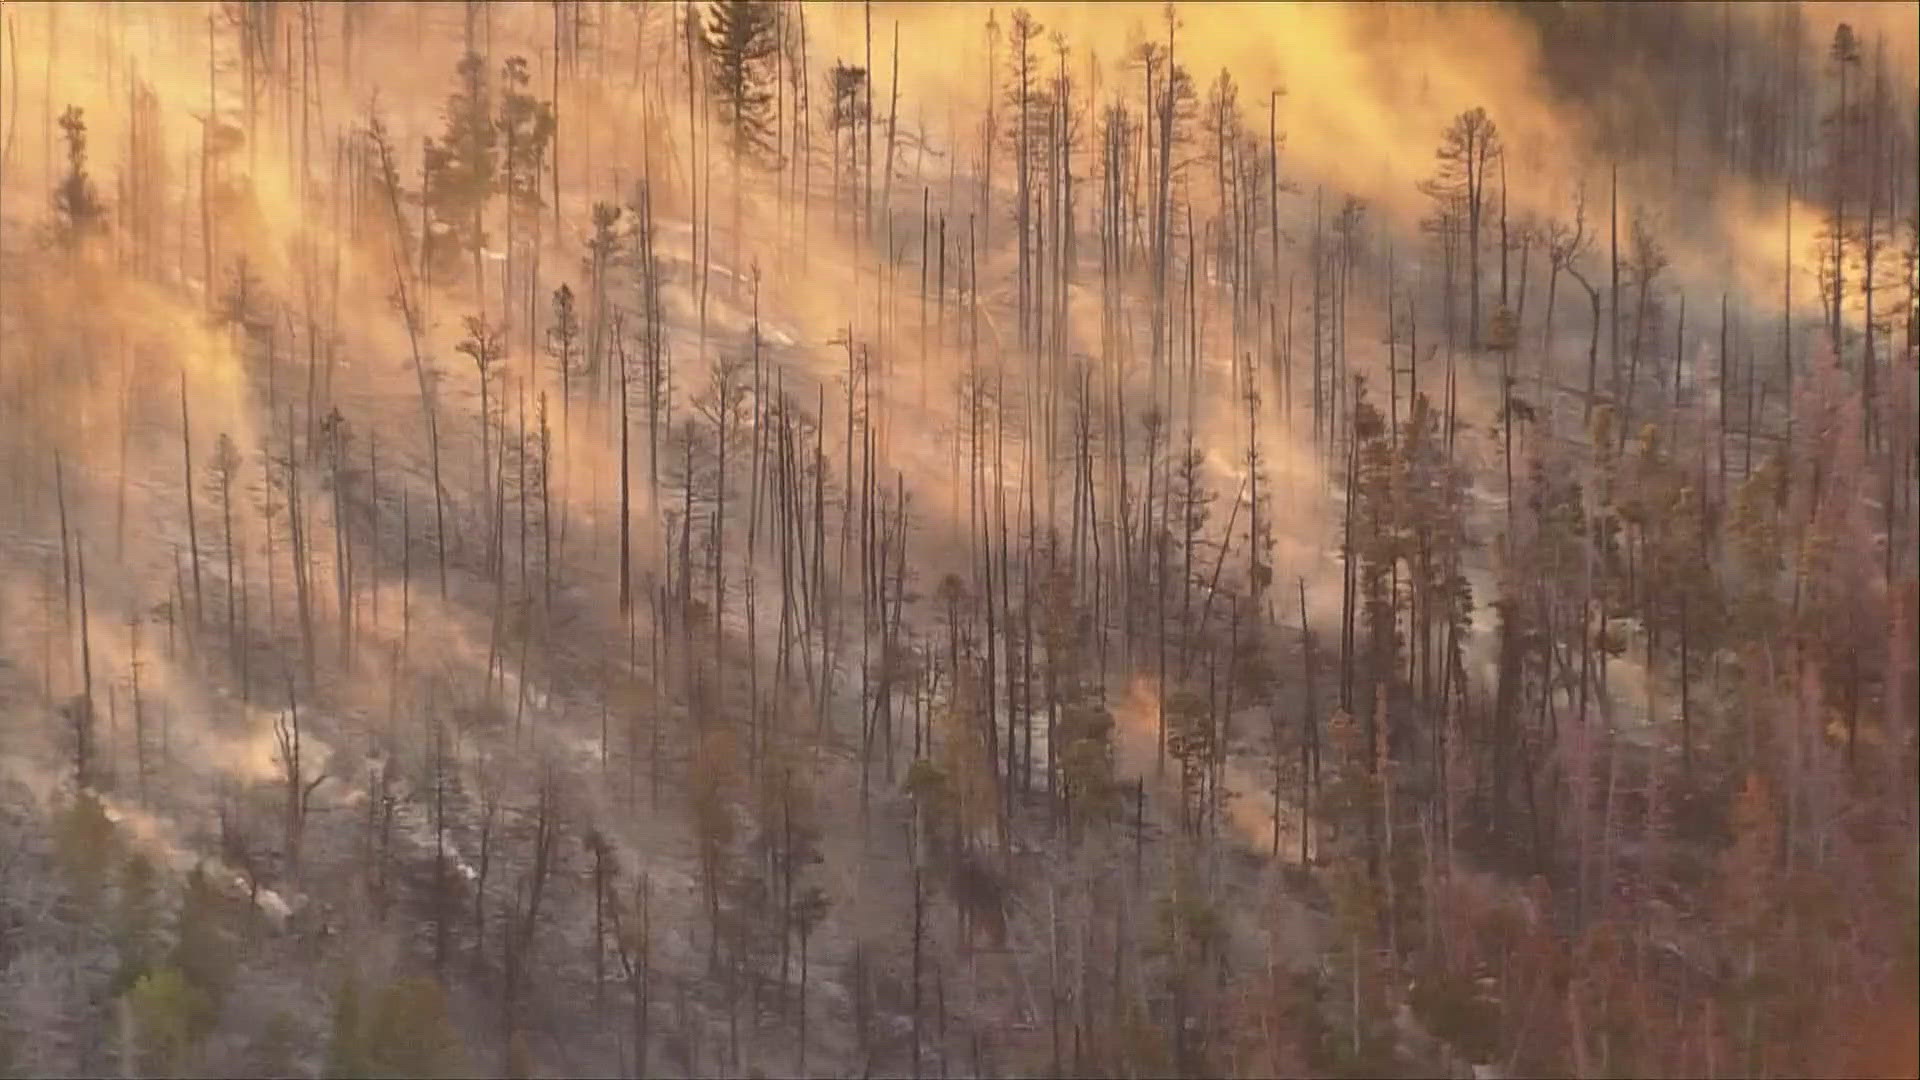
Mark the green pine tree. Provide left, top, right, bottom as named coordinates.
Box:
left=705, top=0, right=781, bottom=164
left=51, top=106, right=108, bottom=251
left=424, top=52, right=497, bottom=284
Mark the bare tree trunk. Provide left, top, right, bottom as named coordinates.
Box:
left=181, top=375, right=203, bottom=628
left=74, top=534, right=94, bottom=788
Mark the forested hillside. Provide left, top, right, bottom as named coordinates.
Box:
left=0, top=2, right=1914, bottom=1077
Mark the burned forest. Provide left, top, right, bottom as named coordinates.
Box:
left=0, top=2, right=1916, bottom=1077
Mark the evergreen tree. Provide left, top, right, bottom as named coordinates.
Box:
left=328, top=974, right=469, bottom=1079
left=171, top=865, right=236, bottom=1012
left=826, top=62, right=869, bottom=226
left=706, top=0, right=781, bottom=283
left=497, top=55, right=556, bottom=219
left=548, top=283, right=581, bottom=407
left=126, top=966, right=209, bottom=1075
left=705, top=0, right=780, bottom=163
left=424, top=53, right=497, bottom=285
left=51, top=106, right=108, bottom=251
left=111, top=854, right=162, bottom=995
